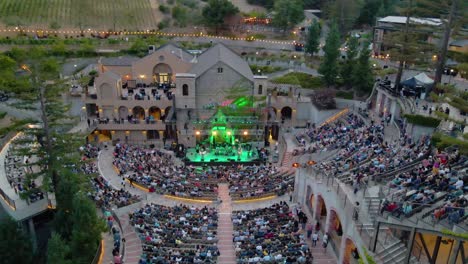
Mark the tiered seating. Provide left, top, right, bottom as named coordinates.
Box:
left=227, top=165, right=294, bottom=200
left=5, top=135, right=44, bottom=203
left=232, top=202, right=312, bottom=263
left=381, top=149, right=467, bottom=223
left=78, top=145, right=140, bottom=208
left=113, top=144, right=218, bottom=200
left=131, top=204, right=219, bottom=263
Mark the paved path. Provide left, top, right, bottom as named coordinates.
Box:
left=216, top=184, right=236, bottom=264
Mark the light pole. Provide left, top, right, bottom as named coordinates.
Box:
left=448, top=69, right=454, bottom=84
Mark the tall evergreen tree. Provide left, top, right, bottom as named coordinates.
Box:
left=352, top=42, right=375, bottom=94
left=319, top=22, right=341, bottom=86
left=415, top=0, right=467, bottom=88
left=202, top=0, right=239, bottom=33
left=305, top=21, right=321, bottom=55
left=47, top=232, right=72, bottom=264
left=341, top=36, right=359, bottom=88
left=70, top=193, right=106, bottom=263
left=272, top=0, right=305, bottom=32
left=0, top=217, right=33, bottom=264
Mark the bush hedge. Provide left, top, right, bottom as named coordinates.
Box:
left=271, top=72, right=323, bottom=89
left=432, top=132, right=468, bottom=155
left=404, top=114, right=441, bottom=127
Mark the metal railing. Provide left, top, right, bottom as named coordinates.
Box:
left=0, top=131, right=18, bottom=210
left=90, top=240, right=103, bottom=264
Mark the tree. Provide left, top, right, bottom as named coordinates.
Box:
left=70, top=193, right=106, bottom=263
left=355, top=0, right=382, bottom=26
left=272, top=0, right=305, bottom=32
left=305, top=21, right=321, bottom=55
left=202, top=0, right=239, bottom=33
left=0, top=217, right=33, bottom=264
left=325, top=0, right=361, bottom=35
left=352, top=42, right=375, bottom=94
left=47, top=232, right=72, bottom=264
left=415, top=0, right=467, bottom=88
left=318, top=22, right=341, bottom=86
left=341, top=36, right=359, bottom=88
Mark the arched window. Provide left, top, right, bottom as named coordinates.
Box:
left=182, top=84, right=189, bottom=96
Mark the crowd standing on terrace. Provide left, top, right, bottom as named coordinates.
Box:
left=131, top=204, right=219, bottom=264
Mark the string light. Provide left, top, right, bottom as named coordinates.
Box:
left=3, top=27, right=294, bottom=45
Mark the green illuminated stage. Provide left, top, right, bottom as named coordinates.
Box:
left=185, top=148, right=258, bottom=163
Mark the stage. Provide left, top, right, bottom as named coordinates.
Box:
left=184, top=147, right=262, bottom=165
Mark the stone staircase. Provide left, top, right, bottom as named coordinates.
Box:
left=119, top=213, right=142, bottom=264
left=216, top=184, right=236, bottom=264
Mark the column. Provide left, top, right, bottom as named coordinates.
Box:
left=390, top=100, right=397, bottom=122
left=28, top=218, right=37, bottom=252
left=376, top=90, right=382, bottom=114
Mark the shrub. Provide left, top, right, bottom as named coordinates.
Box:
left=159, top=5, right=170, bottom=13
left=404, top=114, right=441, bottom=127
left=336, top=90, right=354, bottom=100
left=0, top=112, right=6, bottom=119
left=432, top=132, right=468, bottom=155
left=158, top=19, right=171, bottom=30
left=172, top=5, right=188, bottom=27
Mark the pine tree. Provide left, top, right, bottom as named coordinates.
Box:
left=415, top=0, right=467, bottom=88
left=352, top=42, right=375, bottom=94
left=305, top=21, right=321, bottom=55
left=47, top=232, right=72, bottom=264
left=70, top=193, right=106, bottom=263
left=272, top=0, right=305, bottom=32
left=341, top=36, right=359, bottom=88
left=0, top=217, right=33, bottom=264
left=318, top=22, right=341, bottom=87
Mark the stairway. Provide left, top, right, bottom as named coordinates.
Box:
left=216, top=184, right=236, bottom=264
left=120, top=213, right=142, bottom=264
left=281, top=151, right=293, bottom=168
left=364, top=197, right=381, bottom=223
left=309, top=246, right=336, bottom=263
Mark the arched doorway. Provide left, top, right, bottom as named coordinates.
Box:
left=343, top=238, right=359, bottom=264
left=316, top=195, right=327, bottom=232
left=118, top=106, right=128, bottom=120
left=328, top=209, right=343, bottom=254
left=281, top=106, right=292, bottom=119
left=132, top=106, right=145, bottom=120
left=149, top=107, right=161, bottom=121
left=153, top=63, right=172, bottom=84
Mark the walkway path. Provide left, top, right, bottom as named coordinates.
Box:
left=216, top=184, right=236, bottom=264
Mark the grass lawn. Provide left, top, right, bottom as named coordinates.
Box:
left=271, top=72, right=323, bottom=89
left=0, top=0, right=161, bottom=31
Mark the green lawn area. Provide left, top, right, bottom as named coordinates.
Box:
left=271, top=72, right=323, bottom=89
left=0, top=0, right=160, bottom=30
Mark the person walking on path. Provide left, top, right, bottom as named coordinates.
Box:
left=322, top=233, right=329, bottom=253
left=312, top=232, right=319, bottom=247
left=306, top=223, right=313, bottom=238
